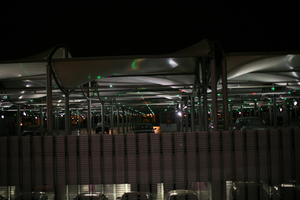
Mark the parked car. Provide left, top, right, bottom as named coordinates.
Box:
left=133, top=123, right=154, bottom=134
left=121, top=192, right=152, bottom=200
left=15, top=192, right=48, bottom=200
left=166, top=190, right=198, bottom=200
left=0, top=195, right=7, bottom=200
left=73, top=193, right=108, bottom=200
left=233, top=116, right=267, bottom=131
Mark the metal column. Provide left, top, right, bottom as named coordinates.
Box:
left=110, top=103, right=114, bottom=134
left=117, top=105, right=120, bottom=134
left=39, top=106, right=44, bottom=132
left=65, top=92, right=70, bottom=135
left=87, top=82, right=92, bottom=135
left=125, top=109, right=129, bottom=133
left=46, top=63, right=53, bottom=134
left=201, top=59, right=209, bottom=131
left=122, top=107, right=125, bottom=134
left=273, top=95, right=277, bottom=127
left=101, top=102, right=104, bottom=134
left=221, top=53, right=229, bottom=130
left=17, top=105, right=21, bottom=136
left=191, top=96, right=195, bottom=132
left=210, top=52, right=218, bottom=131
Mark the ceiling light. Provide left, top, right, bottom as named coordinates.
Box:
left=168, top=58, right=178, bottom=68
left=177, top=111, right=182, bottom=117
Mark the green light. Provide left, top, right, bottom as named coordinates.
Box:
left=131, top=60, right=137, bottom=70
left=96, top=75, right=102, bottom=79
left=228, top=99, right=232, bottom=102
left=271, top=87, right=275, bottom=91
left=288, top=91, right=292, bottom=95
left=109, top=84, right=113, bottom=88
left=217, top=93, right=221, bottom=97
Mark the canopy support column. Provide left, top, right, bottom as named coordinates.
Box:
left=221, top=53, right=229, bottom=130
left=116, top=105, right=120, bottom=134
left=65, top=92, right=70, bottom=135
left=210, top=50, right=218, bottom=131
left=191, top=95, right=195, bottom=132
left=101, top=102, right=104, bottom=134
left=87, top=82, right=92, bottom=135
left=46, top=63, right=53, bottom=134
left=202, top=58, right=209, bottom=131
left=17, top=105, right=21, bottom=136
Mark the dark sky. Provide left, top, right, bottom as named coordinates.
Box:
left=1, top=2, right=299, bottom=60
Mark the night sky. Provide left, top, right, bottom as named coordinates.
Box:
left=1, top=2, right=299, bottom=60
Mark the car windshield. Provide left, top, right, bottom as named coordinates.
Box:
left=121, top=193, right=150, bottom=200
left=133, top=124, right=153, bottom=130
left=237, top=117, right=264, bottom=127
left=169, top=194, right=198, bottom=200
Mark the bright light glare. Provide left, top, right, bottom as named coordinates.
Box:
left=1, top=115, right=4, bottom=119
left=294, top=101, right=298, bottom=106
left=168, top=58, right=178, bottom=68
left=279, top=108, right=283, bottom=112
left=177, top=111, right=182, bottom=117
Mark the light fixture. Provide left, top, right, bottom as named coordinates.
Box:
left=177, top=111, right=182, bottom=117
left=1, top=115, right=4, bottom=119
left=168, top=58, right=178, bottom=68
left=294, top=100, right=298, bottom=106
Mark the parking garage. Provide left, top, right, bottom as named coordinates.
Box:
left=0, top=40, right=299, bottom=200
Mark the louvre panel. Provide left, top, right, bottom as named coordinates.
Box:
left=257, top=130, right=269, bottom=182
left=0, top=137, right=7, bottom=185
left=174, top=133, right=185, bottom=185
left=247, top=184, right=259, bottom=200
left=103, top=135, right=114, bottom=184
left=32, top=136, right=43, bottom=187
left=161, top=134, right=174, bottom=184
left=186, top=132, right=197, bottom=183
left=150, top=134, right=161, bottom=183
left=126, top=135, right=137, bottom=184
left=79, top=136, right=89, bottom=184
left=198, top=131, right=209, bottom=181
left=138, top=134, right=150, bottom=185
left=269, top=129, right=281, bottom=184
left=295, top=127, right=300, bottom=188
left=55, top=136, right=66, bottom=185
left=234, top=131, right=245, bottom=180
left=222, top=131, right=233, bottom=180
left=43, top=136, right=54, bottom=186
left=114, top=135, right=125, bottom=183
left=0, top=128, right=299, bottom=197
left=22, top=136, right=31, bottom=191
left=90, top=135, right=101, bottom=184
left=246, top=130, right=258, bottom=182
left=210, top=131, right=222, bottom=181
left=9, top=137, right=19, bottom=185
left=281, top=128, right=294, bottom=182
left=66, top=136, right=78, bottom=184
